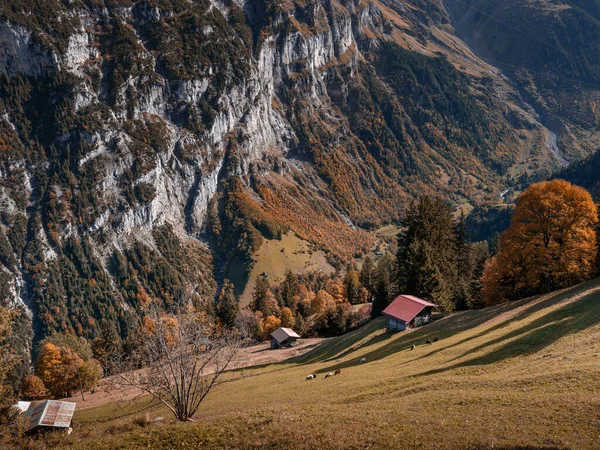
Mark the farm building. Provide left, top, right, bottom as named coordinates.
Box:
left=270, top=327, right=300, bottom=349
left=382, top=295, right=437, bottom=331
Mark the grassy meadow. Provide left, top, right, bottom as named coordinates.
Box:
left=12, top=279, right=600, bottom=449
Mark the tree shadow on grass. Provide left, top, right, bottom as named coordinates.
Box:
left=312, top=296, right=536, bottom=374
left=415, top=290, right=600, bottom=377
left=410, top=279, right=600, bottom=365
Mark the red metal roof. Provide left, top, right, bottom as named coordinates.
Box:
left=382, top=295, right=437, bottom=323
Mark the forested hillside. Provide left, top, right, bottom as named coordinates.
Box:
left=0, top=0, right=599, bottom=401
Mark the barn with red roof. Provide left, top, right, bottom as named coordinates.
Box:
left=382, top=295, right=437, bottom=331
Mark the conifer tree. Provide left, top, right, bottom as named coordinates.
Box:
left=281, top=269, right=299, bottom=309
left=396, top=196, right=456, bottom=310
left=359, top=256, right=376, bottom=296
left=252, top=276, right=271, bottom=316
left=343, top=268, right=360, bottom=304
left=371, top=254, right=394, bottom=318
left=217, top=280, right=239, bottom=328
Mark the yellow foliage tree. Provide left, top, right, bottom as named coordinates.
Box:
left=280, top=307, right=295, bottom=329
left=261, top=315, right=281, bottom=341
left=78, top=360, right=103, bottom=391
left=324, top=279, right=344, bottom=302
left=36, top=343, right=84, bottom=398
left=312, top=290, right=334, bottom=315
left=483, top=180, right=598, bottom=304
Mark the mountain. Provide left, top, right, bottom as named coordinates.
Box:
left=1, top=0, right=599, bottom=352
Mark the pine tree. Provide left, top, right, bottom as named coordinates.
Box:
left=371, top=254, right=394, bottom=318
left=343, top=268, right=360, bottom=304
left=468, top=242, right=489, bottom=309
left=217, top=280, right=239, bottom=328
left=396, top=197, right=457, bottom=311
left=455, top=211, right=472, bottom=279
left=281, top=269, right=299, bottom=309
left=252, top=276, right=271, bottom=316
left=359, top=256, right=376, bottom=296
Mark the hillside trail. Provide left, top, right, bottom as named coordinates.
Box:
left=64, top=338, right=324, bottom=411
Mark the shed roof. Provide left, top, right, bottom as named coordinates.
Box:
left=382, top=295, right=437, bottom=323
left=270, top=327, right=300, bottom=343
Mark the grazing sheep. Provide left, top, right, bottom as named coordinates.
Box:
left=426, top=340, right=432, bottom=345
left=410, top=344, right=415, bottom=351
left=334, top=369, right=341, bottom=376
left=306, top=374, right=315, bottom=380
left=324, top=372, right=333, bottom=379
left=433, top=337, right=439, bottom=342
left=360, top=357, right=367, bottom=364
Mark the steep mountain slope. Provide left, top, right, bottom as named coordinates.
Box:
left=0, top=0, right=597, bottom=354
left=556, top=149, right=600, bottom=198
left=27, top=277, right=600, bottom=449
left=444, top=0, right=600, bottom=162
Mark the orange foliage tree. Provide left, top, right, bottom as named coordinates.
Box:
left=35, top=343, right=84, bottom=398
left=21, top=375, right=48, bottom=400
left=483, top=180, right=598, bottom=305
left=261, top=315, right=281, bottom=341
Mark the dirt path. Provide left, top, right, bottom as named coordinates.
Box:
left=64, top=338, right=324, bottom=411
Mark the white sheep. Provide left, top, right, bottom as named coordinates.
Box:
left=306, top=374, right=315, bottom=380
left=360, top=357, right=367, bottom=364
left=324, top=372, right=333, bottom=379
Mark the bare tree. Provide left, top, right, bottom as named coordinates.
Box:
left=112, top=307, right=242, bottom=421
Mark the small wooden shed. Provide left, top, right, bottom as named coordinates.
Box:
left=270, top=327, right=300, bottom=349
left=26, top=400, right=76, bottom=432
left=382, top=295, right=437, bottom=331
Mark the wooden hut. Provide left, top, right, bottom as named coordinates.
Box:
left=382, top=295, right=437, bottom=331
left=270, top=327, right=300, bottom=349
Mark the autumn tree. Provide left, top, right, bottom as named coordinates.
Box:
left=36, top=343, right=84, bottom=398
left=216, top=280, right=239, bottom=328
left=21, top=375, right=48, bottom=400
left=280, top=307, right=295, bottom=329
left=483, top=180, right=598, bottom=304
left=260, top=315, right=281, bottom=341
left=38, top=334, right=93, bottom=361
left=234, top=310, right=260, bottom=340
left=92, top=322, right=123, bottom=374
left=79, top=360, right=103, bottom=392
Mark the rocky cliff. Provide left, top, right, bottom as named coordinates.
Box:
left=0, top=0, right=597, bottom=353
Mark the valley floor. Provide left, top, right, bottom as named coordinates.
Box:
left=13, top=279, right=600, bottom=449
